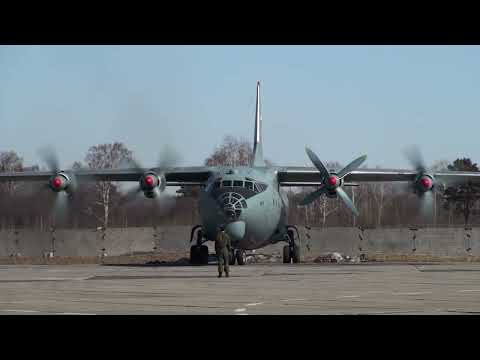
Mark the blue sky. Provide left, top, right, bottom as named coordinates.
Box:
left=1, top=45, right=480, bottom=170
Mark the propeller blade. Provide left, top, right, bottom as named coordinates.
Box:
left=152, top=187, right=177, bottom=215
left=337, top=155, right=367, bottom=179
left=305, top=147, right=330, bottom=179
left=300, top=187, right=328, bottom=206
left=51, top=192, right=70, bottom=226
left=419, top=191, right=434, bottom=218
left=157, top=145, right=181, bottom=170
left=336, top=187, right=360, bottom=217
left=120, top=157, right=144, bottom=172
left=121, top=186, right=143, bottom=205
left=38, top=146, right=60, bottom=173
left=403, top=145, right=426, bottom=173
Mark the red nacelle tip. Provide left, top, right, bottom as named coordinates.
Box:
left=328, top=176, right=337, bottom=186
left=52, top=177, right=63, bottom=189
left=420, top=177, right=432, bottom=190
left=144, top=175, right=155, bottom=187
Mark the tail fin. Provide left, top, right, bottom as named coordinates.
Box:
left=252, top=81, right=265, bottom=167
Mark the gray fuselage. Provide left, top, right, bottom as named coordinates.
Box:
left=198, top=166, right=289, bottom=250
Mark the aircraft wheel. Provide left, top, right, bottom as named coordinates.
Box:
left=229, top=250, right=236, bottom=265
left=190, top=246, right=199, bottom=265
left=236, top=250, right=246, bottom=265
left=283, top=245, right=291, bottom=263
left=292, top=244, right=301, bottom=263
left=199, top=245, right=209, bottom=265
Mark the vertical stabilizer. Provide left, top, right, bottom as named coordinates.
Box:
left=252, top=81, right=265, bottom=167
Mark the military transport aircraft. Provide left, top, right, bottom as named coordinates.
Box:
left=2, top=81, right=480, bottom=265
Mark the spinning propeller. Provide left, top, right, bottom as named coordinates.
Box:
left=37, top=146, right=78, bottom=224
left=300, top=147, right=367, bottom=217
left=403, top=145, right=441, bottom=217
left=120, top=146, right=179, bottom=215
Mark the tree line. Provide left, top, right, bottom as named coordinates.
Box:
left=1, top=136, right=480, bottom=230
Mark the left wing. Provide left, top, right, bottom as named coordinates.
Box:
left=0, top=167, right=214, bottom=186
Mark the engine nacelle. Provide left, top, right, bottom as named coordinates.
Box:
left=139, top=171, right=166, bottom=196
left=143, top=190, right=158, bottom=199
left=326, top=190, right=338, bottom=199
left=414, top=174, right=434, bottom=193
left=48, top=172, right=70, bottom=192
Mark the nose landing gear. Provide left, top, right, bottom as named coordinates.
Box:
left=283, top=226, right=301, bottom=264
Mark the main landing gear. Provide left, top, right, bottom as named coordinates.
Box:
left=229, top=249, right=246, bottom=266
left=283, top=226, right=301, bottom=264
left=190, top=225, right=209, bottom=265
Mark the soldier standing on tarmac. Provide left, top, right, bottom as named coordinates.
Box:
left=215, top=224, right=231, bottom=278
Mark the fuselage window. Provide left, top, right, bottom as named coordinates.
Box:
left=245, top=181, right=253, bottom=190
left=233, top=180, right=243, bottom=187
left=222, top=180, right=232, bottom=187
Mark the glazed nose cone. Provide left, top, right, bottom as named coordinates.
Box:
left=225, top=221, right=246, bottom=242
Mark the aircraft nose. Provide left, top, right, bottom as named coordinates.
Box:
left=223, top=205, right=241, bottom=220
left=217, top=191, right=247, bottom=221
left=225, top=221, right=246, bottom=242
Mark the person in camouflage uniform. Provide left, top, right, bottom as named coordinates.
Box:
left=215, top=224, right=232, bottom=278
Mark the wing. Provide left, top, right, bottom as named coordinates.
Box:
left=276, top=166, right=480, bottom=187
left=0, top=166, right=214, bottom=186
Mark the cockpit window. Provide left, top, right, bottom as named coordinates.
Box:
left=233, top=180, right=243, bottom=187
left=255, top=183, right=268, bottom=193
left=244, top=181, right=253, bottom=190
left=222, top=180, right=232, bottom=187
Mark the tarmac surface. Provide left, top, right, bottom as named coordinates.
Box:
left=1, top=262, right=480, bottom=314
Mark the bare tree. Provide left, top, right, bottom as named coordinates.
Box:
left=430, top=159, right=449, bottom=172
left=205, top=135, right=253, bottom=166
left=0, top=151, right=23, bottom=196
left=84, top=142, right=133, bottom=229
left=371, top=182, right=394, bottom=227
left=205, top=135, right=274, bottom=167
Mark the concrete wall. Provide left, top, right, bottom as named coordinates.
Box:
left=256, top=227, right=480, bottom=260
left=0, top=226, right=479, bottom=258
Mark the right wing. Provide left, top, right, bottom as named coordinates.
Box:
left=276, top=166, right=480, bottom=187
